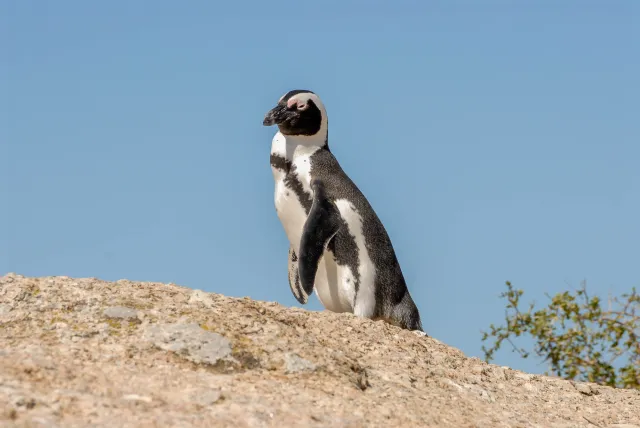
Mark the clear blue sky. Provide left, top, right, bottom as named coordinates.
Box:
left=2, top=1, right=639, bottom=375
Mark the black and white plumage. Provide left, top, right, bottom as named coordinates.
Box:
left=263, top=89, right=424, bottom=332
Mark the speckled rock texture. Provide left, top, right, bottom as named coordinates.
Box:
left=1, top=273, right=639, bottom=428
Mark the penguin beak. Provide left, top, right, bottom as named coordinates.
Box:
left=263, top=105, right=294, bottom=126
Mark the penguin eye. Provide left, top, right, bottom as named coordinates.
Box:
left=297, top=103, right=308, bottom=111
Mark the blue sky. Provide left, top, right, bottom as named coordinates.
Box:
left=2, top=1, right=639, bottom=375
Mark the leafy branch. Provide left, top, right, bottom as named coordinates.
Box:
left=481, top=281, right=639, bottom=389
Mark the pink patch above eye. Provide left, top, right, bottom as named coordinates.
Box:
left=287, top=98, right=307, bottom=110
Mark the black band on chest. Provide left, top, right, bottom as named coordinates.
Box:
left=270, top=153, right=292, bottom=172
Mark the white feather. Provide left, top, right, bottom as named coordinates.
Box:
left=335, top=199, right=376, bottom=318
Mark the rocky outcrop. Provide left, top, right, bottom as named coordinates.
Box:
left=1, top=273, right=639, bottom=427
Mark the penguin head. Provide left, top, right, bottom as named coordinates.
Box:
left=263, top=90, right=327, bottom=139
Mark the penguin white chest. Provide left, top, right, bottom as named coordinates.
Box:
left=272, top=146, right=315, bottom=254
left=273, top=173, right=307, bottom=253
left=271, top=151, right=354, bottom=313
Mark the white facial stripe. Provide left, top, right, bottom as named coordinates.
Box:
left=292, top=93, right=322, bottom=108
left=286, top=98, right=301, bottom=109
left=280, top=92, right=326, bottom=115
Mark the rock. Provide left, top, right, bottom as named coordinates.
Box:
left=478, top=389, right=494, bottom=403
left=514, top=372, right=535, bottom=381
left=143, top=323, right=233, bottom=365
left=121, top=394, right=152, bottom=403
left=574, top=382, right=598, bottom=396
left=1, top=275, right=639, bottom=428
left=12, top=396, right=36, bottom=409
left=0, top=304, right=11, bottom=316
left=188, top=290, right=215, bottom=308
left=103, top=306, right=139, bottom=320
left=284, top=353, right=316, bottom=374
left=190, top=389, right=222, bottom=406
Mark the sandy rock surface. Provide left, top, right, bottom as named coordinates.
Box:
left=1, top=273, right=639, bottom=428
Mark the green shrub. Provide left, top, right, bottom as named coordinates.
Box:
left=481, top=281, right=639, bottom=389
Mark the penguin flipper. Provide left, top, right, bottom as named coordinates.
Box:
left=288, top=246, right=308, bottom=304
left=298, top=178, right=341, bottom=296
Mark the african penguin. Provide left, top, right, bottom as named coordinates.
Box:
left=262, top=89, right=424, bottom=332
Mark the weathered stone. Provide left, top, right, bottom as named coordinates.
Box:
left=1, top=275, right=639, bottom=428
left=189, top=389, right=222, bottom=406
left=103, top=306, right=139, bottom=320
left=188, top=290, right=215, bottom=308
left=121, top=394, right=152, bottom=403
left=283, top=353, right=316, bottom=374
left=574, top=382, right=598, bottom=396
left=143, top=323, right=233, bottom=365
left=0, top=304, right=11, bottom=316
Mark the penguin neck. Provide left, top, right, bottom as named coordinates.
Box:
left=272, top=130, right=330, bottom=161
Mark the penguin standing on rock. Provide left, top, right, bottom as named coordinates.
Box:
left=263, top=89, right=424, bottom=332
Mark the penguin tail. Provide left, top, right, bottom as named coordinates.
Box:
left=392, top=291, right=425, bottom=333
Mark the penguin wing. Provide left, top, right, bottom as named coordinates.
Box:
left=298, top=178, right=341, bottom=296
left=287, top=246, right=308, bottom=304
